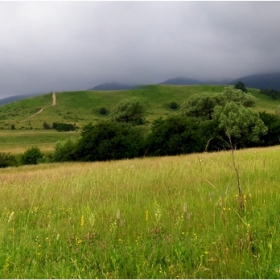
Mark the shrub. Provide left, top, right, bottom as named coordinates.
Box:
left=76, top=121, right=144, bottom=161
left=21, top=146, right=44, bottom=165
left=52, top=122, right=78, bottom=132
left=169, top=101, right=179, bottom=110
left=51, top=138, right=78, bottom=162
left=98, top=107, right=108, bottom=115
left=259, top=111, right=280, bottom=146
left=147, top=116, right=206, bottom=156
left=43, top=122, right=51, bottom=129
left=0, top=152, right=18, bottom=168
left=111, top=98, right=145, bottom=125
left=234, top=81, right=247, bottom=93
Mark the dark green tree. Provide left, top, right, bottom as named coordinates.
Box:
left=76, top=121, right=144, bottom=161
left=259, top=111, right=280, bottom=146
left=234, top=81, right=247, bottom=93
left=147, top=116, right=206, bottom=156
left=169, top=101, right=179, bottom=110
left=0, top=152, right=18, bottom=168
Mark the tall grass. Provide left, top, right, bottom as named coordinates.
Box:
left=0, top=147, right=280, bottom=277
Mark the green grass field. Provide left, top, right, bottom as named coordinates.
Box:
left=0, top=130, right=80, bottom=154
left=0, top=146, right=280, bottom=278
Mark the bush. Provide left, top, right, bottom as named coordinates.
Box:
left=259, top=111, right=280, bottom=146
left=111, top=98, right=145, bottom=125
left=51, top=138, right=78, bottom=162
left=76, top=121, right=144, bottom=161
left=52, top=122, right=78, bottom=132
left=234, top=81, right=247, bottom=93
left=21, top=146, right=44, bottom=165
left=146, top=116, right=206, bottom=156
left=0, top=152, right=18, bottom=168
left=98, top=107, right=108, bottom=115
left=43, top=122, right=51, bottom=129
left=169, top=101, right=179, bottom=110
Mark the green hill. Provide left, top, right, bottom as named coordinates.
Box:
left=0, top=84, right=278, bottom=131
left=0, top=84, right=279, bottom=154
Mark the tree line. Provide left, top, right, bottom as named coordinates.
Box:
left=2, top=85, right=280, bottom=167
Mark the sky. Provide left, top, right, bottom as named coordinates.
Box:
left=1, top=1, right=280, bottom=98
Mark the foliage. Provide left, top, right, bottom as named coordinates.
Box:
left=0, top=152, right=18, bottom=168
left=180, top=92, right=224, bottom=120
left=51, top=138, right=78, bottom=162
left=147, top=116, right=206, bottom=156
left=21, top=146, right=44, bottom=165
left=181, top=86, right=256, bottom=121
left=234, top=81, right=247, bottom=93
left=111, top=98, right=145, bottom=125
left=98, top=107, right=108, bottom=115
left=43, top=121, right=51, bottom=129
left=259, top=111, right=280, bottom=146
left=52, top=122, right=78, bottom=132
left=169, top=101, right=179, bottom=110
left=222, top=86, right=256, bottom=107
left=76, top=121, right=144, bottom=161
left=213, top=102, right=268, bottom=147
left=260, top=89, right=280, bottom=100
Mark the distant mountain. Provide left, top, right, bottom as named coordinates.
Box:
left=159, top=77, right=202, bottom=85
left=0, top=92, right=48, bottom=106
left=0, top=95, right=33, bottom=106
left=229, top=72, right=280, bottom=90
left=90, top=82, right=135, bottom=91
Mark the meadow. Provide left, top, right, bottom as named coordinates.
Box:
left=0, top=130, right=80, bottom=155
left=1, top=146, right=280, bottom=278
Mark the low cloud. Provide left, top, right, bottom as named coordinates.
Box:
left=0, top=2, right=280, bottom=97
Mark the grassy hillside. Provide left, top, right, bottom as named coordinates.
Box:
left=0, top=84, right=279, bottom=154
left=0, top=84, right=278, bottom=131
left=0, top=147, right=280, bottom=277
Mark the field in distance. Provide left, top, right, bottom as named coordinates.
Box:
left=0, top=84, right=279, bottom=154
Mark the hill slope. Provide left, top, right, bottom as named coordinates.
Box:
left=159, top=77, right=201, bottom=85
left=90, top=82, right=135, bottom=91
left=0, top=84, right=279, bottom=130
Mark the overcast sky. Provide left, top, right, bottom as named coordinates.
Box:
left=1, top=1, right=280, bottom=98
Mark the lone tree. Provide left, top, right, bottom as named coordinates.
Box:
left=213, top=102, right=267, bottom=210
left=111, top=98, right=145, bottom=125
left=234, top=81, right=247, bottom=93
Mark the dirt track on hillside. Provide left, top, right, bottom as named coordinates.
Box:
left=21, top=92, right=56, bottom=122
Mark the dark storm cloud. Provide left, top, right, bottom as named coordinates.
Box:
left=1, top=1, right=280, bottom=97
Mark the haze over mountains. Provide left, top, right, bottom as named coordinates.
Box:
left=90, top=71, right=280, bottom=91
left=1, top=71, right=280, bottom=106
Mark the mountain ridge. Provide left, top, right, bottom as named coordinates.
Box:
left=2, top=71, right=280, bottom=106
